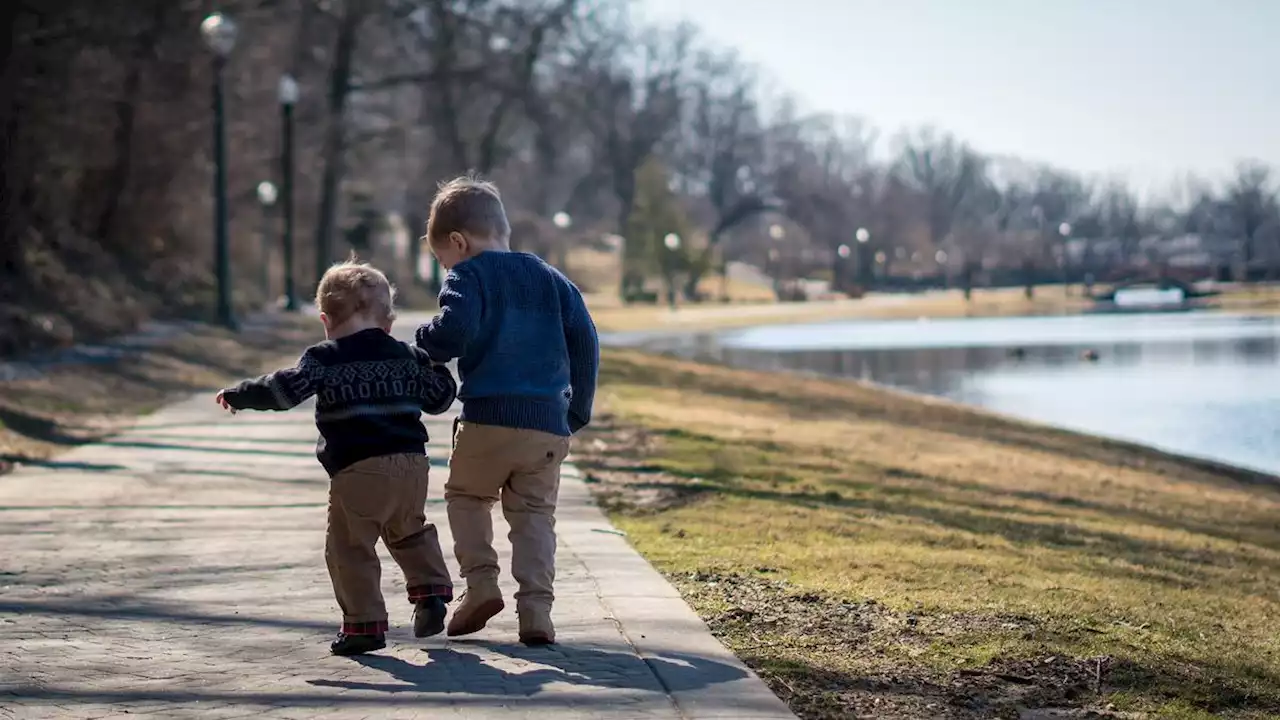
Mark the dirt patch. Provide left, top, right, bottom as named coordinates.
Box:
left=0, top=313, right=317, bottom=475
left=677, top=570, right=1119, bottom=720
left=574, top=412, right=714, bottom=512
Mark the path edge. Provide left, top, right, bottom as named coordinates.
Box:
left=557, top=459, right=797, bottom=719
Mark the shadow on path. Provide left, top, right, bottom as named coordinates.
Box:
left=306, top=642, right=747, bottom=696
left=99, top=439, right=316, bottom=459
left=0, top=598, right=334, bottom=633
left=7, top=643, right=750, bottom=710
left=0, top=455, right=127, bottom=472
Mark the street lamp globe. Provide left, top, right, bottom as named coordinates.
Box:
left=200, top=13, right=238, bottom=58
left=663, top=233, right=681, bottom=251
left=874, top=250, right=887, bottom=264
left=257, top=181, right=278, bottom=207
left=837, top=244, right=851, bottom=259
left=855, top=227, right=870, bottom=243
left=768, top=224, right=785, bottom=241
left=552, top=211, right=572, bottom=229
left=278, top=74, right=299, bottom=106
left=1058, top=222, right=1072, bottom=237
left=935, top=250, right=948, bottom=264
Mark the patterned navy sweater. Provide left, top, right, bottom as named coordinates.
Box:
left=415, top=251, right=599, bottom=437
left=220, top=328, right=457, bottom=476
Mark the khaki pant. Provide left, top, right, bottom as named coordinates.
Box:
left=325, top=453, right=453, bottom=635
left=445, top=421, right=571, bottom=612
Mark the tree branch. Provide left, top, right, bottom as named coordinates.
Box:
left=350, top=65, right=486, bottom=92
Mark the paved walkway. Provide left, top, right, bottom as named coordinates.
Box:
left=0, top=379, right=792, bottom=717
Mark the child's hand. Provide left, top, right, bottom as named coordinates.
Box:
left=215, top=390, right=237, bottom=414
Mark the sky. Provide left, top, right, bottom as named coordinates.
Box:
left=639, top=0, right=1280, bottom=197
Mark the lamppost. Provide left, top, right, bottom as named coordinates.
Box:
left=836, top=244, right=851, bottom=293
left=201, top=12, right=238, bottom=328
left=256, top=181, right=278, bottom=300
left=552, top=211, right=572, bottom=269
left=855, top=227, right=871, bottom=284
left=767, top=248, right=780, bottom=296
left=1058, top=222, right=1073, bottom=295
left=278, top=74, right=299, bottom=311
left=768, top=224, right=786, bottom=297
left=663, top=232, right=681, bottom=309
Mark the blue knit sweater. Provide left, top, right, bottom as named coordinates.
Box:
left=414, top=251, right=599, bottom=437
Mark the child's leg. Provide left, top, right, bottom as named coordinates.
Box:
left=502, top=430, right=572, bottom=645
left=325, top=459, right=395, bottom=649
left=381, top=454, right=453, bottom=601
left=443, top=421, right=514, bottom=636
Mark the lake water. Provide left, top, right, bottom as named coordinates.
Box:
left=606, top=312, right=1280, bottom=476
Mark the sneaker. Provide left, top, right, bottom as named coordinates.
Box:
left=445, top=586, right=505, bottom=637
left=413, top=596, right=448, bottom=638
left=517, top=606, right=555, bottom=646
left=330, top=632, right=386, bottom=656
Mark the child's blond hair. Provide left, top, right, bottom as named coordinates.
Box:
left=314, top=258, right=396, bottom=326
left=426, top=174, right=511, bottom=245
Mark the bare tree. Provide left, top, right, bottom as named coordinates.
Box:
left=668, top=47, right=777, bottom=298
left=895, top=127, right=986, bottom=248
left=1220, top=161, right=1279, bottom=280
left=1098, top=182, right=1144, bottom=272
left=581, top=23, right=694, bottom=236
left=312, top=0, right=372, bottom=285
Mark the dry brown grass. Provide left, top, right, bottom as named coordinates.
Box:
left=575, top=348, right=1280, bottom=719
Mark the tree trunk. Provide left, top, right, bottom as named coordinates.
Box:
left=0, top=4, right=26, bottom=280
left=405, top=211, right=424, bottom=285
left=94, top=0, right=168, bottom=245
left=313, top=0, right=364, bottom=288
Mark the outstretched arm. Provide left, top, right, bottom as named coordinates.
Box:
left=561, top=279, right=599, bottom=433
left=218, top=349, right=322, bottom=412
left=415, top=266, right=481, bottom=362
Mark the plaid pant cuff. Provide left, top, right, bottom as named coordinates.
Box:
left=341, top=620, right=389, bottom=635
left=407, top=584, right=453, bottom=602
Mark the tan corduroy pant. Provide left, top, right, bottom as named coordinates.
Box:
left=324, top=453, right=453, bottom=635
left=445, top=421, right=571, bottom=612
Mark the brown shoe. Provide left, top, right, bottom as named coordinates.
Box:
left=445, top=586, right=505, bottom=637
left=517, top=605, right=555, bottom=646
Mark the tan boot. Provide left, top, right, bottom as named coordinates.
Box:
left=445, top=584, right=504, bottom=637
left=517, top=603, right=555, bottom=646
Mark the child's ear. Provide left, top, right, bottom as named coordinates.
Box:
left=450, top=231, right=468, bottom=253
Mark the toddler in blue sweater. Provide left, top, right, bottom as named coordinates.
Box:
left=415, top=175, right=599, bottom=645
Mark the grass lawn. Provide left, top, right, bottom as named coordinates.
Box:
left=575, top=349, right=1280, bottom=719
left=0, top=313, right=318, bottom=475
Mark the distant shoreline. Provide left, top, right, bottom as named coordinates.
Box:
left=587, top=284, right=1280, bottom=334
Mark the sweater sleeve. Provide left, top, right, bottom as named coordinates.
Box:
left=415, top=265, right=481, bottom=362
left=221, top=348, right=322, bottom=411
left=409, top=346, right=458, bottom=416
left=560, top=278, right=599, bottom=433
